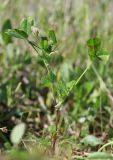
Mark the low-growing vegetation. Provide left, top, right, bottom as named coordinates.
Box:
left=0, top=0, right=113, bottom=159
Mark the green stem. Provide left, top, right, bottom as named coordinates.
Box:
left=74, top=62, right=91, bottom=86
left=27, top=40, right=39, bottom=54
left=92, top=64, right=113, bottom=105
left=27, top=39, right=50, bottom=73
left=43, top=60, right=50, bottom=73
left=98, top=141, right=113, bottom=152
left=67, top=60, right=92, bottom=97
left=55, top=61, right=92, bottom=109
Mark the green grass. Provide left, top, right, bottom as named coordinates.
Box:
left=0, top=0, right=113, bottom=159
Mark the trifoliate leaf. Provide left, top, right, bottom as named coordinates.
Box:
left=87, top=37, right=109, bottom=62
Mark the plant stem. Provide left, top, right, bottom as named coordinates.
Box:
left=53, top=61, right=92, bottom=152
left=43, top=60, right=50, bottom=73
left=67, top=60, right=92, bottom=99
left=27, top=40, right=39, bottom=54
left=74, top=61, right=91, bottom=86
left=98, top=141, right=113, bottom=152
left=92, top=64, right=113, bottom=107
left=55, top=61, right=92, bottom=109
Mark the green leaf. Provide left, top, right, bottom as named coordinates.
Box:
left=20, top=17, right=34, bottom=35
left=39, top=36, right=48, bottom=49
left=81, top=135, right=103, bottom=147
left=39, top=38, right=49, bottom=51
left=44, top=39, right=49, bottom=50
left=49, top=30, right=57, bottom=44
left=87, top=38, right=101, bottom=49
left=87, top=37, right=101, bottom=60
left=43, top=70, right=56, bottom=87
left=6, top=29, right=28, bottom=39
left=2, top=19, right=12, bottom=45
left=39, top=37, right=52, bottom=53
left=87, top=152, right=113, bottom=159
left=97, top=48, right=109, bottom=62
left=87, top=37, right=109, bottom=62
left=10, top=123, right=26, bottom=145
